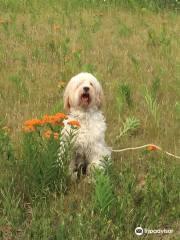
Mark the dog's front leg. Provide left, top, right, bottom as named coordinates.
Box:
left=87, top=145, right=111, bottom=175
left=69, top=151, right=86, bottom=181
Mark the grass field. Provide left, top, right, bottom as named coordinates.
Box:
left=0, top=1, right=180, bottom=239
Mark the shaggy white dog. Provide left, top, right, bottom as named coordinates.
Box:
left=60, top=72, right=111, bottom=179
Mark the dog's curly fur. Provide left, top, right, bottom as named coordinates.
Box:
left=60, top=72, right=111, bottom=179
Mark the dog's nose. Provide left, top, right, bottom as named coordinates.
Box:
left=83, top=87, right=89, bottom=92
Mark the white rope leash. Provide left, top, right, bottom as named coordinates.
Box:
left=112, top=144, right=180, bottom=159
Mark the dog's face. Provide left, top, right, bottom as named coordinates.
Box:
left=64, top=73, right=103, bottom=112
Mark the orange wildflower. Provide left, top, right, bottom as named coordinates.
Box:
left=42, top=115, right=52, bottom=123
left=24, top=119, right=43, bottom=127
left=42, top=130, right=59, bottom=140
left=42, top=115, right=56, bottom=124
left=23, top=112, right=67, bottom=133
left=22, top=125, right=35, bottom=132
left=67, top=120, right=80, bottom=127
left=43, top=130, right=52, bottom=139
left=54, top=113, right=67, bottom=120
left=42, top=113, right=67, bottom=125
left=147, top=144, right=159, bottom=151
left=53, top=132, right=59, bottom=140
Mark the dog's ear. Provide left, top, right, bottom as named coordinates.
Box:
left=64, top=88, right=71, bottom=112
left=96, top=84, right=104, bottom=108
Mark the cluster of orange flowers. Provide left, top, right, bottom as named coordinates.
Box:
left=22, top=112, right=80, bottom=140
left=147, top=144, right=160, bottom=151
left=42, top=130, right=59, bottom=140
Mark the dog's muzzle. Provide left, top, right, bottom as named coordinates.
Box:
left=80, top=92, right=91, bottom=106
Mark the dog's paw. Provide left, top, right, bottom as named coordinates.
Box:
left=83, top=175, right=93, bottom=184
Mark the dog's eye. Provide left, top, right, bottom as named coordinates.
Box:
left=90, top=82, right=93, bottom=87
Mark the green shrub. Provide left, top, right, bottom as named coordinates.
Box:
left=92, top=169, right=115, bottom=218
left=18, top=121, right=76, bottom=198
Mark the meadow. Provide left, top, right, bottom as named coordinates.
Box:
left=0, top=0, right=180, bottom=239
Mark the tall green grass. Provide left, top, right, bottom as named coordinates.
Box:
left=0, top=119, right=179, bottom=239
